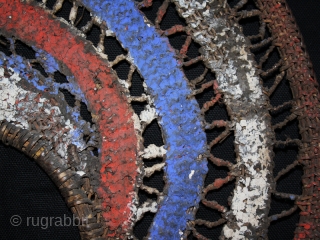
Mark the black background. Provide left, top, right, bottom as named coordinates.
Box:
left=0, top=0, right=319, bottom=239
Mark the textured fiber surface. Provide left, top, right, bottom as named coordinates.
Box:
left=0, top=0, right=319, bottom=239
left=255, top=0, right=320, bottom=239
left=172, top=0, right=274, bottom=238
left=0, top=0, right=138, bottom=236
left=81, top=0, right=208, bottom=238
left=0, top=52, right=95, bottom=159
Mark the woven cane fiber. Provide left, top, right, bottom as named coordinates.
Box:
left=0, top=1, right=140, bottom=237
left=166, top=0, right=319, bottom=238
left=253, top=1, right=320, bottom=239
left=0, top=0, right=207, bottom=238
left=0, top=0, right=319, bottom=239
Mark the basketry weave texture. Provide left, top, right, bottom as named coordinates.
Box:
left=256, top=0, right=320, bottom=239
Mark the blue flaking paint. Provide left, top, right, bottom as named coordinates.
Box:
left=81, top=0, right=208, bottom=238
left=0, top=48, right=85, bottom=102
left=0, top=52, right=94, bottom=149
left=33, top=46, right=60, bottom=74
left=32, top=46, right=88, bottom=104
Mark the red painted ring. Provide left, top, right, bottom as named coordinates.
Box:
left=0, top=0, right=138, bottom=235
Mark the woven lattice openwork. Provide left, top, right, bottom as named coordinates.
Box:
left=0, top=0, right=318, bottom=239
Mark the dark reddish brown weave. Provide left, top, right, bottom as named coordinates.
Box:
left=256, top=0, right=320, bottom=239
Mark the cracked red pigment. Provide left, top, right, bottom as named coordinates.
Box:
left=0, top=0, right=138, bottom=236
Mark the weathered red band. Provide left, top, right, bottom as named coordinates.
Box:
left=0, top=0, right=138, bottom=236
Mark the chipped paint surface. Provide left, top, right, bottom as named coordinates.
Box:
left=224, top=117, right=271, bottom=239
left=33, top=46, right=88, bottom=104
left=189, top=170, right=195, bottom=179
left=0, top=1, right=139, bottom=236
left=0, top=53, right=100, bottom=185
left=136, top=200, right=158, bottom=221
left=144, top=162, right=166, bottom=178
left=0, top=66, right=24, bottom=123
left=139, top=105, right=157, bottom=125
left=113, top=58, right=164, bottom=231
left=0, top=68, right=74, bottom=159
left=0, top=53, right=94, bottom=155
left=173, top=0, right=275, bottom=238
left=81, top=0, right=208, bottom=238
left=140, top=144, right=167, bottom=159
